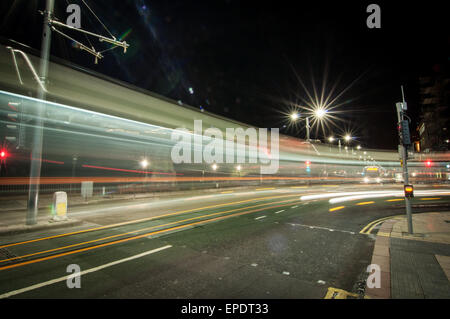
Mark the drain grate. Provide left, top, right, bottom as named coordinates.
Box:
left=0, top=248, right=17, bottom=260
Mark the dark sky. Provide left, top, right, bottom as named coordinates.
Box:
left=1, top=0, right=448, bottom=149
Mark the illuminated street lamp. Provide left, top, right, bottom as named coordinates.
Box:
left=212, top=163, right=218, bottom=171
left=356, top=145, right=361, bottom=150
left=290, top=108, right=328, bottom=141
left=314, top=108, right=326, bottom=119
left=140, top=159, right=149, bottom=169
left=344, top=134, right=352, bottom=143
left=328, top=136, right=335, bottom=143
left=290, top=112, right=299, bottom=121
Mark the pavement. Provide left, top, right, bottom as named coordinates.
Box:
left=365, top=211, right=450, bottom=299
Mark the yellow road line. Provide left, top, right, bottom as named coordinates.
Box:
left=356, top=201, right=375, bottom=206
left=0, top=198, right=302, bottom=264
left=290, top=186, right=307, bottom=189
left=420, top=197, right=441, bottom=200
left=255, top=187, right=275, bottom=191
left=359, top=215, right=402, bottom=234
left=322, top=185, right=339, bottom=187
left=0, top=200, right=304, bottom=271
left=220, top=191, right=234, bottom=194
left=0, top=193, right=300, bottom=249
left=324, top=287, right=359, bottom=299
left=386, top=198, right=404, bottom=202
left=329, top=206, right=345, bottom=212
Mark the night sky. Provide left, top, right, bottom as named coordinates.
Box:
left=1, top=0, right=448, bottom=149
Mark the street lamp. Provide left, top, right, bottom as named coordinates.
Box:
left=140, top=159, right=149, bottom=169
left=212, top=163, right=218, bottom=171
left=290, top=109, right=328, bottom=141
left=344, top=134, right=351, bottom=143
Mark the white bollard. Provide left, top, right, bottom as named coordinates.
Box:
left=52, top=191, right=68, bottom=221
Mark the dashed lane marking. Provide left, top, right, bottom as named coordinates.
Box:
left=356, top=201, right=375, bottom=206
left=329, top=206, right=345, bottom=212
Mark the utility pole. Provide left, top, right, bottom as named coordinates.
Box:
left=395, top=85, right=414, bottom=234
left=305, top=117, right=310, bottom=141
left=26, top=0, right=54, bottom=225
left=24, top=0, right=129, bottom=225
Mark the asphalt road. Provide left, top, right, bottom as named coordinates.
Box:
left=0, top=183, right=449, bottom=299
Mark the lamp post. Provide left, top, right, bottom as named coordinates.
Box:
left=290, top=108, right=327, bottom=142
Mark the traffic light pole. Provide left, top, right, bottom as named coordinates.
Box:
left=401, top=142, right=414, bottom=234
left=396, top=86, right=413, bottom=234
left=26, top=0, right=54, bottom=225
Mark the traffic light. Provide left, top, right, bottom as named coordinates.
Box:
left=397, top=120, right=411, bottom=145
left=404, top=184, right=414, bottom=198
left=305, top=160, right=311, bottom=173
left=425, top=160, right=432, bottom=167
left=0, top=149, right=6, bottom=160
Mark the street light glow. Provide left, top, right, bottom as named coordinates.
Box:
left=290, top=112, right=299, bottom=121
left=328, top=136, right=334, bottom=143
left=140, top=159, right=149, bottom=168
left=314, top=108, right=326, bottom=119
left=212, top=163, right=218, bottom=171
left=344, top=134, right=351, bottom=142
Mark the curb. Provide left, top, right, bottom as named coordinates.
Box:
left=365, top=218, right=398, bottom=299
left=0, top=219, right=83, bottom=236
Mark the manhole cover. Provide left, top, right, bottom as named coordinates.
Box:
left=0, top=248, right=17, bottom=259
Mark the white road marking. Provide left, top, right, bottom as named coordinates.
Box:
left=288, top=223, right=355, bottom=235
left=255, top=216, right=266, bottom=220
left=291, top=205, right=298, bottom=209
left=0, top=245, right=172, bottom=299
left=274, top=210, right=285, bottom=214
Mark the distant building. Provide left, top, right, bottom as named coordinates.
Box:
left=416, top=64, right=450, bottom=152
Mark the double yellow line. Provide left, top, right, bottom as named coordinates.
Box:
left=0, top=194, right=300, bottom=250
left=0, top=197, right=303, bottom=271
left=359, top=215, right=401, bottom=235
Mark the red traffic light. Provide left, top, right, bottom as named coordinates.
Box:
left=305, top=160, right=311, bottom=166
left=425, top=160, right=432, bottom=167
left=0, top=149, right=7, bottom=159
